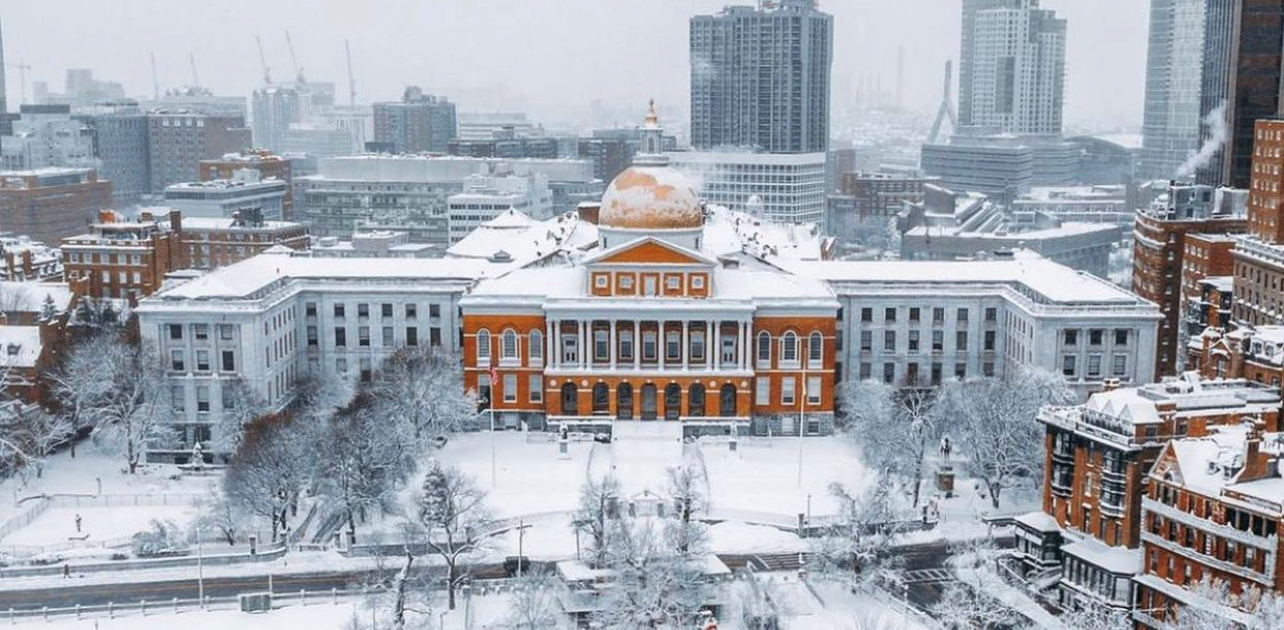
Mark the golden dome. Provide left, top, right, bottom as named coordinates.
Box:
left=599, top=164, right=703, bottom=230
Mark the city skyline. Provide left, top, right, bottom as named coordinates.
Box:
left=3, top=0, right=1146, bottom=131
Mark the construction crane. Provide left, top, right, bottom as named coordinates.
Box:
left=284, top=30, right=304, bottom=84
left=189, top=52, right=200, bottom=89
left=345, top=39, right=356, bottom=107
left=256, top=35, right=272, bottom=85
left=149, top=52, right=160, bottom=100
left=7, top=60, right=31, bottom=105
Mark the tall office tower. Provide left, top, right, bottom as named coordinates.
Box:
left=1193, top=0, right=1236, bottom=184
left=960, top=0, right=1066, bottom=135
left=86, top=102, right=151, bottom=205
left=251, top=85, right=301, bottom=153
left=1217, top=0, right=1284, bottom=188
left=372, top=86, right=457, bottom=154
left=0, top=17, right=7, bottom=113
left=1141, top=0, right=1215, bottom=179
left=689, top=0, right=833, bottom=153
left=147, top=111, right=251, bottom=193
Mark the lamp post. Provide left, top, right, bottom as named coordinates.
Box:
left=196, top=525, right=204, bottom=609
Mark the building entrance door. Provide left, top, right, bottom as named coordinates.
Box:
left=640, top=384, right=657, bottom=420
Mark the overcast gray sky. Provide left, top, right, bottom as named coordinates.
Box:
left=3, top=0, right=1147, bottom=131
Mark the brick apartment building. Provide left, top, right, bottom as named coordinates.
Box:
left=1192, top=325, right=1284, bottom=388
left=0, top=234, right=63, bottom=282
left=1134, top=420, right=1283, bottom=628
left=1231, top=120, right=1284, bottom=329
left=147, top=111, right=252, bottom=194
left=61, top=210, right=185, bottom=300
left=0, top=168, right=113, bottom=247
left=181, top=211, right=308, bottom=270
left=1015, top=377, right=1280, bottom=612
left=199, top=150, right=295, bottom=219
left=1133, top=184, right=1247, bottom=377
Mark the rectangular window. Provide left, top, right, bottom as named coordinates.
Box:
left=334, top=304, right=345, bottom=318
left=221, top=350, right=235, bottom=372
left=357, top=303, right=369, bottom=318
left=755, top=376, right=770, bottom=405
left=908, top=330, right=920, bottom=352
left=1064, top=330, right=1079, bottom=346
left=195, top=350, right=210, bottom=372
left=563, top=335, right=579, bottom=363
left=860, top=308, right=872, bottom=322
left=335, top=327, right=346, bottom=347
left=909, top=307, right=920, bottom=322
left=405, top=303, right=417, bottom=319
left=859, top=362, right=871, bottom=380
left=666, top=331, right=681, bottom=361
left=337, top=357, right=348, bottom=373
left=984, top=330, right=996, bottom=351
left=956, top=331, right=968, bottom=351
left=781, top=377, right=796, bottom=405
left=643, top=331, right=657, bottom=360
left=884, top=307, right=897, bottom=323
left=307, top=326, right=318, bottom=346
left=931, top=363, right=942, bottom=385
left=1090, top=329, right=1104, bottom=346
left=360, top=358, right=372, bottom=382
left=806, top=376, right=821, bottom=405
left=529, top=375, right=543, bottom=403
left=382, top=326, right=394, bottom=347
left=1088, top=354, right=1102, bottom=377
left=381, top=303, right=393, bottom=318
left=884, top=330, right=896, bottom=351
left=955, top=363, right=966, bottom=379
left=1063, top=355, right=1077, bottom=377
left=503, top=374, right=517, bottom=403
left=407, top=327, right=419, bottom=346
left=306, top=303, right=318, bottom=317
left=957, top=308, right=969, bottom=322
left=932, top=307, right=944, bottom=324
left=883, top=363, right=895, bottom=384
left=620, top=331, right=634, bottom=360
left=595, top=330, right=610, bottom=361
left=193, top=324, right=208, bottom=340
left=1114, top=329, right=1129, bottom=345
left=359, top=326, right=370, bottom=347
left=932, top=330, right=944, bottom=351
left=985, top=307, right=997, bottom=322
left=691, top=331, right=705, bottom=361
left=171, top=385, right=185, bottom=412
left=429, top=304, right=441, bottom=318
left=169, top=324, right=183, bottom=340
left=860, top=330, right=872, bottom=351
left=196, top=386, right=209, bottom=412
left=171, top=349, right=185, bottom=372
left=430, top=328, right=441, bottom=347
left=219, top=324, right=234, bottom=340
left=1112, top=355, right=1127, bottom=376
left=984, top=362, right=995, bottom=377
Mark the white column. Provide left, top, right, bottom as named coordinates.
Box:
left=745, top=321, right=754, bottom=370
left=739, top=322, right=747, bottom=370
left=547, top=319, right=555, bottom=369
left=580, top=320, right=588, bottom=368
left=609, top=319, right=617, bottom=369
left=682, top=320, right=689, bottom=370
left=659, top=321, right=667, bottom=371
left=713, top=321, right=721, bottom=370
left=634, top=320, right=641, bottom=370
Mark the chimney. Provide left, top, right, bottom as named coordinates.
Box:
left=97, top=209, right=115, bottom=223
left=1239, top=418, right=1274, bottom=482
left=139, top=210, right=153, bottom=223
left=1101, top=377, right=1122, bottom=393
left=169, top=210, right=182, bottom=233
left=20, top=250, right=32, bottom=278
left=577, top=202, right=600, bottom=225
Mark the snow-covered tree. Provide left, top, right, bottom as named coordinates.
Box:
left=593, top=519, right=710, bottom=629
left=936, top=368, right=1074, bottom=509
left=505, top=569, right=564, bottom=630
left=366, top=347, right=475, bottom=444
left=316, top=398, right=417, bottom=543
left=572, top=472, right=622, bottom=568
left=52, top=335, right=174, bottom=474
left=840, top=380, right=941, bottom=507
left=664, top=458, right=708, bottom=557
left=1058, top=601, right=1133, bottom=630
left=932, top=581, right=1026, bottom=629
left=736, top=570, right=781, bottom=630
left=415, top=460, right=494, bottom=610
left=39, top=294, right=57, bottom=322
left=813, top=474, right=908, bottom=593
left=223, top=414, right=308, bottom=542
left=191, top=485, right=241, bottom=546
left=1244, top=588, right=1284, bottom=630
left=212, top=377, right=269, bottom=455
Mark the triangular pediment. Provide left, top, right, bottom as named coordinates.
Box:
left=1150, top=442, right=1184, bottom=484
left=585, top=236, right=716, bottom=267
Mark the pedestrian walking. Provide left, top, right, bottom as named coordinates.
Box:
left=63, top=564, right=70, bottom=579
left=74, top=513, right=82, bottom=534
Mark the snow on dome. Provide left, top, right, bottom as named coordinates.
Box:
left=599, top=164, right=703, bottom=230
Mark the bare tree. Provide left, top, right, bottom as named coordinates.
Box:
left=416, top=460, right=494, bottom=610
left=224, top=414, right=308, bottom=542
left=593, top=518, right=709, bottom=629
left=1058, top=601, right=1134, bottom=630
left=212, top=377, right=269, bottom=455
left=664, top=459, right=708, bottom=557
left=572, top=472, right=621, bottom=568
left=505, top=569, right=564, bottom=630
left=841, top=379, right=941, bottom=507
left=932, top=582, right=1027, bottom=629
left=316, top=397, right=417, bottom=543
left=191, top=485, right=242, bottom=546
left=937, top=368, right=1073, bottom=509
left=367, top=347, right=476, bottom=444
left=814, top=475, right=908, bottom=593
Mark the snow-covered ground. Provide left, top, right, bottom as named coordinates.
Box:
left=2, top=505, right=197, bottom=547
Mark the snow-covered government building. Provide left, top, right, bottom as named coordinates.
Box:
left=136, top=105, right=1162, bottom=461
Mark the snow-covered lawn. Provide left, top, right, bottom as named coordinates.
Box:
left=1, top=505, right=198, bottom=547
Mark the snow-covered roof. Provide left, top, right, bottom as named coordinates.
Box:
left=781, top=258, right=1147, bottom=306
left=1062, top=538, right=1141, bottom=575
left=179, top=217, right=302, bottom=231
left=701, top=206, right=828, bottom=262
left=0, top=282, right=72, bottom=313
left=0, top=326, right=42, bottom=368
left=1085, top=388, right=1163, bottom=425
left=446, top=210, right=598, bottom=265
left=145, top=249, right=510, bottom=302
left=1014, top=511, right=1061, bottom=534
left=1168, top=425, right=1284, bottom=508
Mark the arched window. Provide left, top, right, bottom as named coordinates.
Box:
left=529, top=330, right=543, bottom=365
left=476, top=330, right=491, bottom=365
left=592, top=383, right=610, bottom=414
left=617, top=383, right=634, bottom=420
left=781, top=331, right=798, bottom=364
left=688, top=384, right=706, bottom=417
left=664, top=384, right=682, bottom=421
left=756, top=332, right=772, bottom=366
left=719, top=384, right=737, bottom=417
left=501, top=329, right=519, bottom=360
left=561, top=382, right=579, bottom=416
left=808, top=331, right=823, bottom=367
